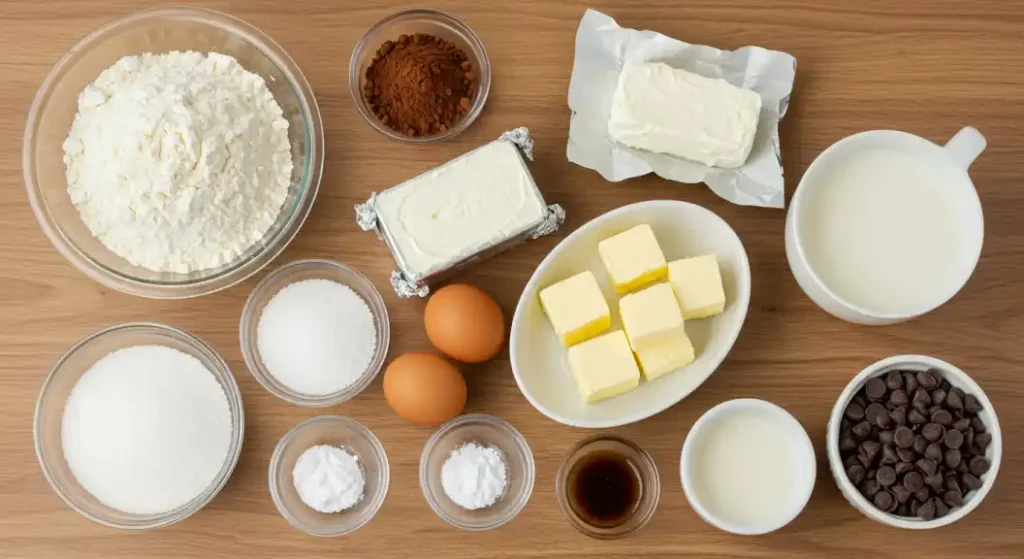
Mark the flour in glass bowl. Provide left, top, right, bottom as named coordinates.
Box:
left=62, top=51, right=293, bottom=273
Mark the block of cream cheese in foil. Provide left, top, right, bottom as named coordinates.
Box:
left=356, top=129, right=564, bottom=297
left=608, top=62, right=762, bottom=169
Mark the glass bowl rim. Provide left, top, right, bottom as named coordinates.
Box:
left=347, top=8, right=491, bottom=144
left=33, top=321, right=246, bottom=530
left=22, top=6, right=324, bottom=299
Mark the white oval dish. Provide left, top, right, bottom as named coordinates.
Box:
left=509, top=200, right=751, bottom=428
left=827, top=355, right=1001, bottom=529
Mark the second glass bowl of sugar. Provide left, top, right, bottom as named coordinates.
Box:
left=24, top=7, right=323, bottom=298
left=240, top=259, right=390, bottom=407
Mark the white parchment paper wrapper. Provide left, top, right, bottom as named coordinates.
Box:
left=566, top=9, right=797, bottom=208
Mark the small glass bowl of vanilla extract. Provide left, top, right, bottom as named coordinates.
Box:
left=555, top=434, right=660, bottom=539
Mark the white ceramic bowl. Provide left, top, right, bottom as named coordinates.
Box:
left=680, top=399, right=816, bottom=535
left=827, top=355, right=1001, bottom=529
left=510, top=201, right=751, bottom=428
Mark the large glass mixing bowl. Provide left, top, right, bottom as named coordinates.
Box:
left=23, top=7, right=323, bottom=298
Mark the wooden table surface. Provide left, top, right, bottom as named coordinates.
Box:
left=2, top=1, right=1023, bottom=557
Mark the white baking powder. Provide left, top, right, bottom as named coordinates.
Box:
left=61, top=345, right=233, bottom=515
left=257, top=279, right=377, bottom=396
left=292, top=445, right=365, bottom=513
left=63, top=51, right=293, bottom=273
left=441, top=442, right=508, bottom=510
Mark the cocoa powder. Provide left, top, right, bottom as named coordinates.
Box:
left=363, top=33, right=475, bottom=137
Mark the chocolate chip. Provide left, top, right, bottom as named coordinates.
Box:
left=866, top=403, right=890, bottom=428
left=892, top=485, right=912, bottom=504
left=865, top=378, right=888, bottom=401
left=896, top=503, right=910, bottom=517
left=930, top=388, right=947, bottom=406
left=885, top=370, right=903, bottom=390
left=879, top=430, right=895, bottom=445
left=877, top=466, right=897, bottom=486
left=897, top=447, right=917, bottom=463
left=925, top=443, right=943, bottom=461
left=964, top=429, right=975, bottom=452
left=913, top=434, right=928, bottom=454
left=861, top=440, right=881, bottom=459
left=852, top=420, right=872, bottom=439
left=881, top=444, right=899, bottom=466
left=918, top=370, right=941, bottom=390
left=914, top=486, right=931, bottom=503
left=925, top=473, right=945, bottom=492
left=890, top=406, right=908, bottom=426
left=931, top=408, right=953, bottom=426
left=969, top=456, right=991, bottom=476
left=845, top=402, right=866, bottom=421
left=866, top=468, right=876, bottom=480
left=895, top=461, right=915, bottom=476
left=874, top=490, right=897, bottom=512
left=916, top=458, right=938, bottom=476
left=945, top=449, right=962, bottom=469
left=933, top=496, right=950, bottom=518
left=840, top=435, right=858, bottom=453
left=909, top=499, right=920, bottom=516
left=858, top=453, right=875, bottom=468
left=964, top=394, right=983, bottom=415
left=847, top=464, right=866, bottom=485
left=905, top=372, right=919, bottom=395
left=844, top=454, right=861, bottom=469
left=912, top=387, right=931, bottom=411
left=903, top=471, right=924, bottom=492
left=975, top=432, right=992, bottom=452
left=889, top=389, right=909, bottom=407
left=946, top=391, right=963, bottom=411
left=908, top=408, right=928, bottom=425
left=945, top=477, right=961, bottom=493
left=894, top=426, right=914, bottom=448
left=861, top=479, right=880, bottom=497
left=957, top=461, right=969, bottom=474
left=953, top=417, right=971, bottom=432
left=962, top=473, right=983, bottom=491
left=918, top=498, right=936, bottom=520
left=922, top=423, right=944, bottom=442
left=944, top=429, right=964, bottom=449
left=943, top=489, right=963, bottom=508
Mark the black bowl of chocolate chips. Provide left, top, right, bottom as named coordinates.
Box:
left=828, top=356, right=1000, bottom=528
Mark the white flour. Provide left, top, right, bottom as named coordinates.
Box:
left=61, top=345, right=233, bottom=515
left=63, top=51, right=293, bottom=273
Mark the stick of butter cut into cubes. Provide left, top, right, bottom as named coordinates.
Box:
left=566, top=330, right=641, bottom=403
left=539, top=271, right=611, bottom=347
left=668, top=254, right=726, bottom=320
left=597, top=224, right=667, bottom=294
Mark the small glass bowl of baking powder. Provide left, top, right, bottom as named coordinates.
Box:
left=269, top=416, right=389, bottom=537
left=240, top=259, right=391, bottom=407
left=420, top=414, right=535, bottom=530
left=349, top=9, right=491, bottom=143
left=34, top=322, right=245, bottom=530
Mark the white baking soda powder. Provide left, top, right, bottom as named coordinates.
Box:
left=292, top=445, right=366, bottom=513
left=61, top=345, right=232, bottom=515
left=441, top=442, right=508, bottom=510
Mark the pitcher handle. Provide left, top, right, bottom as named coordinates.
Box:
left=943, top=127, right=986, bottom=170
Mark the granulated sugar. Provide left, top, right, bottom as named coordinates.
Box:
left=61, top=345, right=232, bottom=515
left=257, top=279, right=377, bottom=396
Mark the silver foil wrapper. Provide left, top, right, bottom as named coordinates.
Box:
left=356, top=127, right=565, bottom=297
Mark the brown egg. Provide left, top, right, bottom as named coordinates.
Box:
left=383, top=352, right=467, bottom=425
left=424, top=284, right=505, bottom=363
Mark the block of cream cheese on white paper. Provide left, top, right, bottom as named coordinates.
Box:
left=635, top=330, right=695, bottom=381
left=668, top=254, right=726, bottom=319
left=374, top=141, right=547, bottom=278
left=567, top=330, right=641, bottom=403
left=539, top=271, right=611, bottom=347
left=619, top=282, right=687, bottom=352
left=608, top=62, right=762, bottom=168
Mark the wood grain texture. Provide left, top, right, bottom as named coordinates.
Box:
left=1, top=0, right=1023, bottom=557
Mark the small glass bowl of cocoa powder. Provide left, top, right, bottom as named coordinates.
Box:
left=349, top=9, right=491, bottom=143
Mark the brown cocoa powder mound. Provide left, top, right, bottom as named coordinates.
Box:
left=363, top=33, right=475, bottom=137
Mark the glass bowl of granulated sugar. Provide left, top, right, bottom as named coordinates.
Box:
left=34, top=322, right=245, bottom=530
left=24, top=7, right=323, bottom=298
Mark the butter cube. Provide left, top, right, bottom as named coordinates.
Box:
left=635, top=331, right=695, bottom=381
left=619, top=282, right=686, bottom=352
left=539, top=271, right=611, bottom=347
left=567, top=330, right=641, bottom=403
left=668, top=254, right=726, bottom=319
left=598, top=224, right=667, bottom=294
